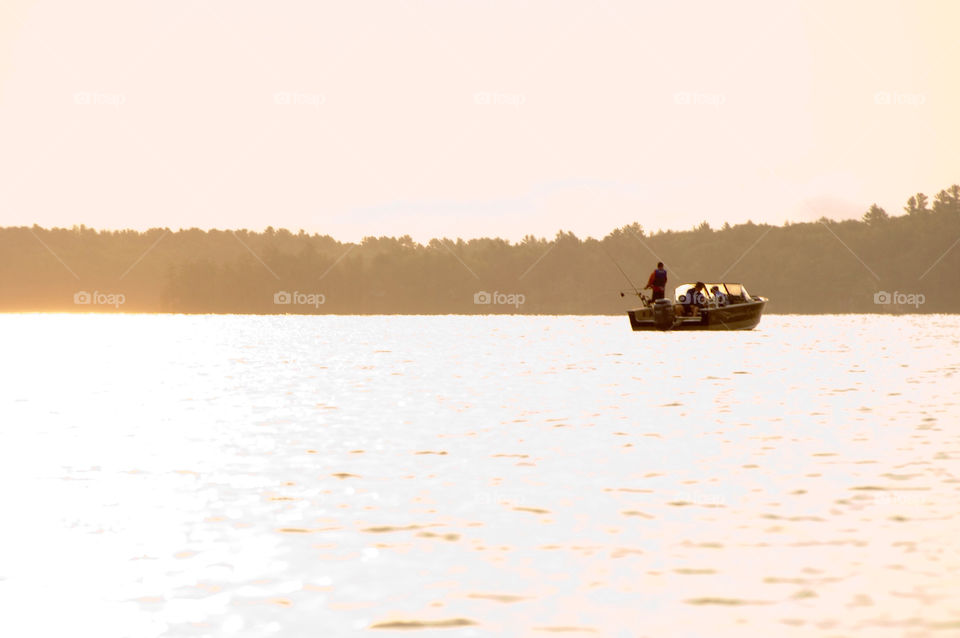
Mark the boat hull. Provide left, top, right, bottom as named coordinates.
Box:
left=627, top=299, right=766, bottom=331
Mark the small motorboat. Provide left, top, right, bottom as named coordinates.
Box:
left=627, top=282, right=767, bottom=331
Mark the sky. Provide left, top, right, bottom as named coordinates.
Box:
left=0, top=0, right=957, bottom=243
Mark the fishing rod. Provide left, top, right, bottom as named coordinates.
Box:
left=601, top=246, right=648, bottom=303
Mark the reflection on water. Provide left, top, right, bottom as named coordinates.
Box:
left=1, top=314, right=959, bottom=637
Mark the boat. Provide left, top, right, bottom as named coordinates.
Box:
left=626, top=282, right=767, bottom=331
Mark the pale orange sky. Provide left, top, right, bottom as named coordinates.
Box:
left=0, top=0, right=957, bottom=242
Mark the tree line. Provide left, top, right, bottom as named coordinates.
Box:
left=2, top=183, right=959, bottom=314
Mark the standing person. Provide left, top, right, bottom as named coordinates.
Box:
left=645, top=262, right=668, bottom=301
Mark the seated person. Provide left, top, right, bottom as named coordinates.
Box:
left=710, top=285, right=728, bottom=307
left=681, top=282, right=708, bottom=316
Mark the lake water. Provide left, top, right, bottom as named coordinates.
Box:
left=2, top=314, right=959, bottom=637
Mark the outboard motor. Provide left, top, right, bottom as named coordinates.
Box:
left=652, top=298, right=675, bottom=330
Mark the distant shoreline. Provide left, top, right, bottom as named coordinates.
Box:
left=4, top=195, right=959, bottom=314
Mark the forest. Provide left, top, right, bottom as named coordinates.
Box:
left=2, top=183, right=958, bottom=314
